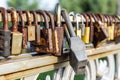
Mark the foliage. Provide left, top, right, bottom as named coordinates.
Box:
left=60, top=0, right=117, bottom=14
left=7, top=0, right=39, bottom=10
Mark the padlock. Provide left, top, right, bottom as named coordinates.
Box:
left=35, top=10, right=53, bottom=53
left=17, top=10, right=28, bottom=53
left=87, top=13, right=94, bottom=42
left=114, top=15, right=120, bottom=43
left=75, top=13, right=82, bottom=38
left=17, top=10, right=28, bottom=48
left=31, top=11, right=41, bottom=45
left=62, top=9, right=87, bottom=75
left=92, top=14, right=109, bottom=47
left=79, top=15, right=85, bottom=36
left=0, top=7, right=11, bottom=58
left=10, top=8, right=22, bottom=55
left=25, top=11, right=35, bottom=41
left=82, top=14, right=90, bottom=44
left=54, top=3, right=64, bottom=56
left=107, top=16, right=114, bottom=40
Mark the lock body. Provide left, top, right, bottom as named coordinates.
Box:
left=28, top=25, right=35, bottom=41
left=0, top=30, right=11, bottom=57
left=82, top=27, right=90, bottom=44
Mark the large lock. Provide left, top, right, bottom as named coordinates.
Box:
left=35, top=10, right=53, bottom=53
left=0, top=7, right=11, bottom=58
left=62, top=9, right=87, bottom=75
left=10, top=8, right=22, bottom=55
left=54, top=3, right=64, bottom=56
left=82, top=14, right=90, bottom=44
left=25, top=11, right=35, bottom=41
left=92, top=14, right=109, bottom=47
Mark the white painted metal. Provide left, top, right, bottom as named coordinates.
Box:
left=115, top=53, right=120, bottom=80
left=46, top=75, right=51, bottom=80
left=95, top=55, right=115, bottom=80
left=22, top=74, right=39, bottom=80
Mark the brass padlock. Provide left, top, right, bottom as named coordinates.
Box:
left=82, top=14, right=90, bottom=44
left=0, top=7, right=11, bottom=58
left=25, top=11, right=35, bottom=41
left=113, top=15, right=120, bottom=43
left=107, top=16, right=114, bottom=40
left=10, top=8, right=22, bottom=55
left=87, top=13, right=94, bottom=42
left=35, top=10, right=53, bottom=53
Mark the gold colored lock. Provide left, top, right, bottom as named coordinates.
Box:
left=82, top=14, right=90, bottom=44
left=107, top=16, right=114, bottom=40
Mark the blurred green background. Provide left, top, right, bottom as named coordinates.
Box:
left=5, top=0, right=118, bottom=80
left=7, top=0, right=118, bottom=14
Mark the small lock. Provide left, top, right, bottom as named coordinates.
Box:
left=82, top=14, right=90, bottom=44
left=26, top=11, right=35, bottom=41
left=75, top=13, right=82, bottom=38
left=10, top=8, right=22, bottom=55
left=35, top=10, right=53, bottom=53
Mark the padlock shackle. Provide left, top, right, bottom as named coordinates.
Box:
left=82, top=14, right=88, bottom=27
left=61, top=9, right=76, bottom=37
left=17, top=10, right=25, bottom=30
left=25, top=10, right=32, bottom=25
left=109, top=16, right=113, bottom=25
left=105, top=15, right=111, bottom=26
left=36, top=10, right=49, bottom=29
left=32, top=11, right=38, bottom=27
left=98, top=14, right=105, bottom=23
left=55, top=3, right=61, bottom=27
left=45, top=11, right=55, bottom=30
left=0, top=7, right=8, bottom=31
left=10, top=8, right=18, bottom=32
left=91, top=14, right=97, bottom=22
left=75, top=13, right=80, bottom=30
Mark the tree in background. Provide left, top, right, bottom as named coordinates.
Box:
left=7, top=0, right=39, bottom=10
left=60, top=0, right=117, bottom=14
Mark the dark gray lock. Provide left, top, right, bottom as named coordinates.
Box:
left=0, top=7, right=11, bottom=58
left=61, top=9, right=87, bottom=75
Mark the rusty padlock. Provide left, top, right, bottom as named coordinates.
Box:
left=10, top=8, right=22, bottom=55
left=35, top=10, right=53, bottom=53
left=17, top=10, right=28, bottom=53
left=0, top=7, right=11, bottom=58
left=25, top=11, right=35, bottom=41
left=54, top=3, right=64, bottom=56
left=92, top=14, right=109, bottom=47
left=31, top=10, right=41, bottom=45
